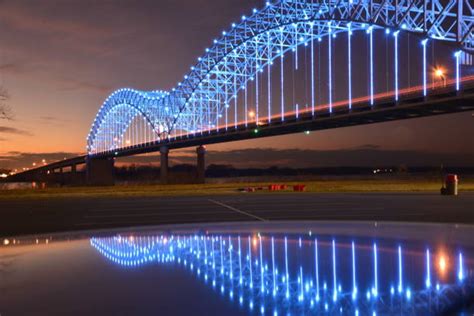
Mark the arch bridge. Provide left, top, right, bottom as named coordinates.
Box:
left=10, top=0, right=474, bottom=185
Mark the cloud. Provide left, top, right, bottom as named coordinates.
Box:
left=58, top=79, right=113, bottom=93
left=0, top=126, right=33, bottom=136
left=0, top=62, right=23, bottom=75
left=0, top=137, right=7, bottom=141
left=0, top=4, right=114, bottom=40
left=38, top=116, right=71, bottom=125
left=0, top=151, right=82, bottom=169
left=355, top=144, right=381, bottom=150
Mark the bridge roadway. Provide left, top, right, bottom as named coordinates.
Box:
left=1, top=192, right=474, bottom=237
left=95, top=79, right=474, bottom=159
left=8, top=78, right=474, bottom=185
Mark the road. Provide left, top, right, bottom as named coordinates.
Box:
left=1, top=192, right=474, bottom=237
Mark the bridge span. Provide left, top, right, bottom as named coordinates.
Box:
left=7, top=0, right=474, bottom=185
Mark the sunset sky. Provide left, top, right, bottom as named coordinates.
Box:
left=0, top=0, right=473, bottom=170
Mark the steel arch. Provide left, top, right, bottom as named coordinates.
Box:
left=87, top=0, right=473, bottom=155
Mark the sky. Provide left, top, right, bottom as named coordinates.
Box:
left=0, top=0, right=473, bottom=170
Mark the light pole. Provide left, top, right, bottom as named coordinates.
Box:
left=248, top=110, right=256, bottom=123
left=434, top=68, right=446, bottom=87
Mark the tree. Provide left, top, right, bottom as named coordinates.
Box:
left=0, top=86, right=12, bottom=120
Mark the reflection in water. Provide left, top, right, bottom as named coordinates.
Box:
left=91, top=234, right=473, bottom=315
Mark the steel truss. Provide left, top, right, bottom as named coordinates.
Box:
left=87, top=0, right=474, bottom=155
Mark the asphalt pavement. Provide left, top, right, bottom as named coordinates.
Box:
left=1, top=192, right=474, bottom=237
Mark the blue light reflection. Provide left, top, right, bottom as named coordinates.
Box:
left=91, top=234, right=472, bottom=315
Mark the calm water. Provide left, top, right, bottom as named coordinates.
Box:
left=0, top=182, right=51, bottom=190
left=1, top=221, right=473, bottom=315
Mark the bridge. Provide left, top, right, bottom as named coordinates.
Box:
left=9, top=0, right=474, bottom=185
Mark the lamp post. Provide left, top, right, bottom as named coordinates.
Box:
left=434, top=68, right=446, bottom=87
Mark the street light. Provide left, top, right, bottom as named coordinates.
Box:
left=248, top=110, right=256, bottom=119
left=434, top=68, right=446, bottom=87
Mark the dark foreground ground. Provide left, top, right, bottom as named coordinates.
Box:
left=1, top=192, right=473, bottom=237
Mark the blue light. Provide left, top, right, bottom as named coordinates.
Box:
left=426, top=249, right=431, bottom=288
left=255, top=37, right=260, bottom=125
left=422, top=39, right=428, bottom=96
left=248, top=236, right=253, bottom=288
left=458, top=252, right=464, bottom=281
left=285, top=236, right=289, bottom=298
left=369, top=26, right=374, bottom=105
left=259, top=235, right=264, bottom=293
left=455, top=51, right=462, bottom=91
left=348, top=23, right=352, bottom=110
left=299, top=266, right=304, bottom=301
left=332, top=239, right=337, bottom=301
left=229, top=236, right=233, bottom=279
left=310, top=23, right=315, bottom=116
left=272, top=237, right=277, bottom=296
left=295, top=25, right=299, bottom=70
left=328, top=24, right=333, bottom=113
left=352, top=241, right=357, bottom=299
left=315, top=238, right=320, bottom=300
left=220, top=236, right=224, bottom=275
left=280, top=27, right=285, bottom=121
left=398, top=245, right=403, bottom=293
left=394, top=31, right=400, bottom=101
left=238, top=236, right=243, bottom=285
left=268, top=32, right=272, bottom=123
left=373, top=243, right=378, bottom=297
left=244, top=56, right=248, bottom=127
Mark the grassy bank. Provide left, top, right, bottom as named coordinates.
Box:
left=1, top=178, right=474, bottom=200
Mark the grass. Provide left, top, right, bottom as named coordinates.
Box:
left=1, top=178, right=474, bottom=200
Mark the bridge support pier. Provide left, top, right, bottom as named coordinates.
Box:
left=160, top=146, right=169, bottom=184
left=196, top=145, right=206, bottom=184
left=86, top=157, right=115, bottom=186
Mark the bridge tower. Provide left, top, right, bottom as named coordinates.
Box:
left=160, top=146, right=169, bottom=185
left=196, top=145, right=206, bottom=184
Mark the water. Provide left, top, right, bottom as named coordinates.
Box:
left=1, top=221, right=473, bottom=315
left=0, top=182, right=43, bottom=190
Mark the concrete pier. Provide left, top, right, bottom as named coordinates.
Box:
left=196, top=145, right=206, bottom=184
left=86, top=157, right=115, bottom=186
left=160, top=146, right=170, bottom=184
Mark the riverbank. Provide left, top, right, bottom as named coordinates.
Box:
left=1, top=178, right=473, bottom=200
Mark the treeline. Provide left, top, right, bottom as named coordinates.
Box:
left=114, top=164, right=474, bottom=180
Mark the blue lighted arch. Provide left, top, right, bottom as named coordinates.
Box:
left=87, top=0, right=474, bottom=154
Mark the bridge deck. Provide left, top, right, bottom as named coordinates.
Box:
left=8, top=79, right=474, bottom=180
left=95, top=81, right=474, bottom=159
